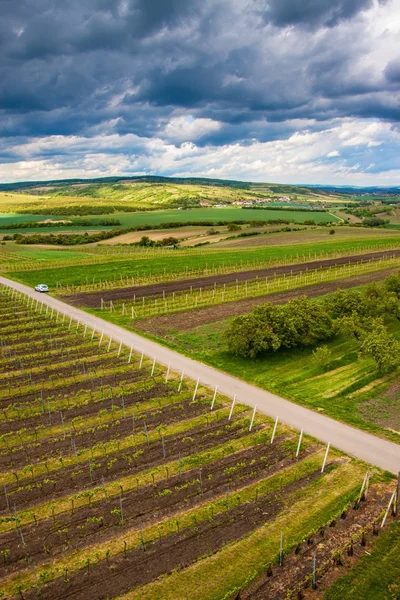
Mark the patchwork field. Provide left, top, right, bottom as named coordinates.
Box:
left=6, top=236, right=400, bottom=289
left=1, top=286, right=396, bottom=600
left=1, top=180, right=399, bottom=599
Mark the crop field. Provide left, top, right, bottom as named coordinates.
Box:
left=7, top=237, right=400, bottom=290
left=0, top=286, right=397, bottom=600
left=84, top=253, right=400, bottom=319
left=212, top=224, right=398, bottom=249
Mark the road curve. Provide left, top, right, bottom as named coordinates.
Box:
left=1, top=275, right=400, bottom=474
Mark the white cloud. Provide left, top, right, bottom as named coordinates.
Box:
left=162, top=116, right=222, bottom=142
left=2, top=116, right=400, bottom=185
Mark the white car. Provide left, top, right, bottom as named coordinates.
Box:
left=35, top=284, right=49, bottom=293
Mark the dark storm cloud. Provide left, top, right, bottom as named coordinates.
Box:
left=259, top=0, right=385, bottom=28
left=0, top=0, right=398, bottom=146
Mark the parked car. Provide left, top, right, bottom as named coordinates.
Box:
left=35, top=284, right=49, bottom=292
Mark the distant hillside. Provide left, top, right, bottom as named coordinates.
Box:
left=0, top=175, right=313, bottom=196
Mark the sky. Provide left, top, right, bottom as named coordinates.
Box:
left=1, top=0, right=400, bottom=186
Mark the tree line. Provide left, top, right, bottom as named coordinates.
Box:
left=11, top=218, right=304, bottom=245
left=225, top=275, right=400, bottom=373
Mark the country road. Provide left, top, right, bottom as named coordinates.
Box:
left=1, top=275, right=400, bottom=474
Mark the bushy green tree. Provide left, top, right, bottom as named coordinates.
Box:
left=358, top=322, right=400, bottom=374
left=224, top=297, right=333, bottom=358
left=312, top=346, right=332, bottom=371
left=384, top=273, right=400, bottom=298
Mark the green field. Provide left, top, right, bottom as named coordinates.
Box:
left=8, top=237, right=400, bottom=288
left=0, top=213, right=55, bottom=225
left=111, top=207, right=339, bottom=226
left=151, top=318, right=400, bottom=443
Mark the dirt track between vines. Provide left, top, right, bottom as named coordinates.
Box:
left=66, top=249, right=400, bottom=307
left=133, top=266, right=400, bottom=335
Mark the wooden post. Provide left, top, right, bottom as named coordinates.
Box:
left=270, top=416, right=279, bottom=444
left=279, top=532, right=283, bottom=566
left=357, top=470, right=370, bottom=506
left=118, top=341, right=122, bottom=357
left=128, top=346, right=133, bottom=364
left=107, top=337, right=112, bottom=352
left=249, top=405, right=257, bottom=432
left=381, top=492, right=396, bottom=528
left=83, top=323, right=88, bottom=337
left=321, top=442, right=331, bottom=473
left=296, top=429, right=304, bottom=457
left=394, top=472, right=400, bottom=517
left=99, top=331, right=104, bottom=347
left=192, top=377, right=200, bottom=401
left=151, top=356, right=156, bottom=376
left=165, top=363, right=171, bottom=383
left=139, top=351, right=144, bottom=369
left=228, top=395, right=237, bottom=420
left=312, top=553, right=317, bottom=589
left=91, top=327, right=96, bottom=340
left=178, top=370, right=184, bottom=392
left=211, top=385, right=218, bottom=410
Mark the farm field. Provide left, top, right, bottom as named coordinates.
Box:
left=72, top=250, right=400, bottom=445
left=74, top=251, right=400, bottom=314
left=7, top=236, right=400, bottom=289
left=110, top=207, right=340, bottom=226
left=1, top=285, right=396, bottom=600
left=211, top=224, right=398, bottom=248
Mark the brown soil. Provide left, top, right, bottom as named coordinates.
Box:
left=1, top=417, right=250, bottom=512
left=0, top=395, right=209, bottom=471
left=1, top=437, right=303, bottom=576
left=65, top=249, right=400, bottom=308
left=358, top=378, right=400, bottom=434
left=238, top=484, right=395, bottom=600
left=134, top=267, right=400, bottom=336
left=18, top=466, right=325, bottom=600
left=0, top=372, right=158, bottom=434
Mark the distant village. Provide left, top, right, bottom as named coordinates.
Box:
left=199, top=196, right=292, bottom=208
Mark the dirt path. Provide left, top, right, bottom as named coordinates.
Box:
left=65, top=249, right=400, bottom=307
left=133, top=266, right=400, bottom=334
left=1, top=275, right=400, bottom=474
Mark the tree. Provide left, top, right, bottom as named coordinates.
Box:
left=384, top=274, right=400, bottom=298
left=160, top=237, right=179, bottom=246
left=227, top=223, right=241, bottom=232
left=358, top=323, right=400, bottom=374
left=224, top=297, right=333, bottom=358
left=327, top=289, right=379, bottom=319
left=224, top=306, right=281, bottom=358
left=312, top=346, right=332, bottom=371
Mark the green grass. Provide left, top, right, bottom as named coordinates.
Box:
left=110, top=207, right=339, bottom=226
left=9, top=237, right=400, bottom=287
left=15, top=248, right=92, bottom=261
left=135, top=316, right=400, bottom=443
left=0, top=213, right=55, bottom=224
left=324, top=520, right=400, bottom=599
